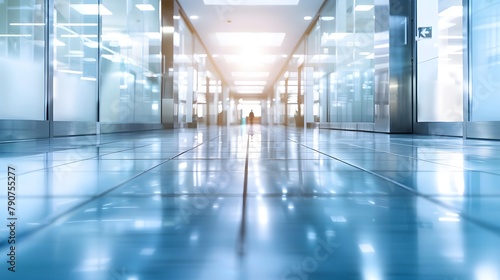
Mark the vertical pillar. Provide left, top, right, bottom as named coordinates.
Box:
left=284, top=77, right=289, bottom=125
left=214, top=81, right=219, bottom=125
left=374, top=0, right=412, bottom=133
left=222, top=85, right=229, bottom=126
left=161, top=0, right=175, bottom=128
left=304, top=67, right=314, bottom=126
left=206, top=76, right=210, bottom=125
left=46, top=0, right=55, bottom=138
left=186, top=67, right=194, bottom=125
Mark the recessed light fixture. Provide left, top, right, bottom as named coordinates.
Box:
left=190, top=15, right=199, bottom=20
left=212, top=54, right=219, bottom=58
left=354, top=5, right=374, bottom=11
left=282, top=54, right=288, bottom=58
left=135, top=4, right=155, bottom=11
left=304, top=16, right=313, bottom=20
left=173, top=15, right=180, bottom=20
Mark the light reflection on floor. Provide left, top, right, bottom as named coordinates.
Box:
left=1, top=125, right=500, bottom=279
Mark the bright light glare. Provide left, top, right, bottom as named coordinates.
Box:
left=204, top=0, right=299, bottom=5
left=224, top=55, right=276, bottom=64
left=216, top=32, right=285, bottom=47
left=232, top=72, right=269, bottom=78
left=234, top=81, right=267, bottom=86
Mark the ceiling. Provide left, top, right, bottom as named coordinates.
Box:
left=177, top=0, right=326, bottom=99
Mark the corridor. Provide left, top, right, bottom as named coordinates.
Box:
left=1, top=125, right=500, bottom=279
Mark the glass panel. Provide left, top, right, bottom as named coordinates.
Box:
left=417, top=0, right=463, bottom=122
left=175, top=16, right=193, bottom=124
left=470, top=0, right=500, bottom=121
left=0, top=0, right=45, bottom=120
left=99, top=0, right=161, bottom=123
left=322, top=0, right=375, bottom=123
left=53, top=0, right=98, bottom=121
left=194, top=35, right=207, bottom=124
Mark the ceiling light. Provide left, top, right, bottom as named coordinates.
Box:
left=232, top=72, right=269, bottom=78
left=135, top=4, right=155, bottom=11
left=212, top=54, right=219, bottom=58
left=354, top=5, right=374, bottom=11
left=236, top=86, right=265, bottom=91
left=203, top=0, right=299, bottom=5
left=304, top=16, right=313, bottom=20
left=224, top=55, right=276, bottom=64
left=216, top=32, right=285, bottom=47
left=237, top=90, right=265, bottom=94
left=321, top=16, right=335, bottom=21
left=234, top=81, right=267, bottom=86
left=71, top=4, right=112, bottom=15
left=190, top=15, right=199, bottom=20
left=173, top=15, right=180, bottom=20
left=282, top=54, right=288, bottom=58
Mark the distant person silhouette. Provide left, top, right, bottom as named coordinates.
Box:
left=249, top=110, right=255, bottom=125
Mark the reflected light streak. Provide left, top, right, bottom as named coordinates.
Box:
left=359, top=244, right=375, bottom=253
left=258, top=205, right=268, bottom=225
left=139, top=248, right=155, bottom=255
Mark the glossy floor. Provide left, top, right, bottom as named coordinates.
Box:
left=1, top=125, right=500, bottom=280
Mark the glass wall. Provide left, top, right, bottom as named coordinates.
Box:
left=326, top=0, right=375, bottom=123
left=53, top=0, right=99, bottom=122
left=99, top=0, right=161, bottom=123
left=416, top=0, right=463, bottom=122
left=470, top=0, right=500, bottom=121
left=175, top=15, right=193, bottom=124
left=0, top=0, right=45, bottom=120
left=284, top=0, right=375, bottom=125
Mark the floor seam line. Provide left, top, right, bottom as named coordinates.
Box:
left=0, top=135, right=221, bottom=250
left=289, top=137, right=500, bottom=235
